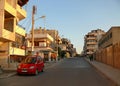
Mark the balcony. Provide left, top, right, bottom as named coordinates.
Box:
left=87, top=42, right=97, bottom=45
left=4, top=0, right=26, bottom=20
left=5, top=1, right=16, bottom=17
left=0, top=17, right=15, bottom=41
left=0, top=29, right=15, bottom=41
left=86, top=37, right=96, bottom=40
left=27, top=46, right=53, bottom=52
left=16, top=25, right=25, bottom=36
left=10, top=47, right=25, bottom=56
left=27, top=33, right=53, bottom=42
left=16, top=4, right=26, bottom=20
left=87, top=46, right=95, bottom=50
left=87, top=51, right=94, bottom=55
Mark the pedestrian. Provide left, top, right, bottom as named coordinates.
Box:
left=89, top=54, right=93, bottom=61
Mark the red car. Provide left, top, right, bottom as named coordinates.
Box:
left=17, top=56, right=44, bottom=75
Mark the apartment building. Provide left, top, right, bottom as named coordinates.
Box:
left=83, top=29, right=105, bottom=56
left=35, top=27, right=60, bottom=50
left=32, top=28, right=61, bottom=58
left=59, top=38, right=77, bottom=58
left=98, top=27, right=120, bottom=49
left=26, top=29, right=54, bottom=61
left=0, top=0, right=28, bottom=69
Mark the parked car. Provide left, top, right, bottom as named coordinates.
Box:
left=17, top=56, right=44, bottom=75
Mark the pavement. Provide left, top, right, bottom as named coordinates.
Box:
left=0, top=58, right=120, bottom=86
left=85, top=58, right=120, bottom=86
left=0, top=70, right=16, bottom=79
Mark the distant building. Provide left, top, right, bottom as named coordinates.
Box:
left=26, top=27, right=61, bottom=60
left=26, top=32, right=54, bottom=61
left=98, top=26, right=120, bottom=49
left=59, top=38, right=77, bottom=57
left=0, top=0, right=28, bottom=68
left=33, top=27, right=60, bottom=51
left=83, top=29, right=105, bottom=56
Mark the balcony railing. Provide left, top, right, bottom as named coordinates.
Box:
left=10, top=47, right=25, bottom=56
left=6, top=0, right=16, bottom=9
left=87, top=42, right=97, bottom=45
left=5, top=1, right=16, bottom=17
left=16, top=25, right=26, bottom=36
left=2, top=29, right=15, bottom=41
left=27, top=33, right=53, bottom=42
left=16, top=4, right=26, bottom=20
left=27, top=46, right=53, bottom=52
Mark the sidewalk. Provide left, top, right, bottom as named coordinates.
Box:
left=0, top=60, right=59, bottom=79
left=85, top=58, right=120, bottom=86
left=0, top=70, right=16, bottom=79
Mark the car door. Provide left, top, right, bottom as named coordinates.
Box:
left=37, top=57, right=44, bottom=72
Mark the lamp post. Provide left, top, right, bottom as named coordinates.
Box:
left=31, top=5, right=36, bottom=55
left=35, top=15, right=46, bottom=29
left=31, top=5, right=46, bottom=55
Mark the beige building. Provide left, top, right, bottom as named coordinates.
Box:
left=0, top=0, right=28, bottom=69
left=26, top=28, right=54, bottom=61
left=31, top=28, right=61, bottom=58
left=98, top=26, right=120, bottom=49
left=35, top=27, right=60, bottom=51
left=84, top=29, right=105, bottom=56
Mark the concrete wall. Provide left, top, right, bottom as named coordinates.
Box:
left=0, top=42, right=9, bottom=68
left=112, top=27, right=120, bottom=44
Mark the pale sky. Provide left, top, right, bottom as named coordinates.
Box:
left=19, top=0, right=120, bottom=54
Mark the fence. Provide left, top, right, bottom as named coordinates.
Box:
left=95, top=42, right=120, bottom=69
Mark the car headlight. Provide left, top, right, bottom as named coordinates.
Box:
left=18, top=65, right=21, bottom=69
left=29, top=66, right=35, bottom=69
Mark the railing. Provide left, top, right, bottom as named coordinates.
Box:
left=10, top=47, right=25, bottom=56
left=27, top=34, right=53, bottom=41
left=16, top=4, right=26, bottom=19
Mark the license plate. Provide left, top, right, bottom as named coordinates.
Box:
left=22, top=69, right=27, bottom=72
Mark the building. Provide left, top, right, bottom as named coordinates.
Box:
left=0, top=0, right=28, bottom=69
left=31, top=27, right=62, bottom=60
left=98, top=26, right=120, bottom=49
left=33, top=27, right=59, bottom=52
left=59, top=38, right=76, bottom=58
left=26, top=29, right=54, bottom=61
left=83, top=29, right=105, bottom=56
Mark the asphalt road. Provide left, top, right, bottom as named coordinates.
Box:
left=0, top=57, right=115, bottom=86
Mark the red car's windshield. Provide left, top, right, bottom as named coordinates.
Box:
left=22, top=57, right=37, bottom=64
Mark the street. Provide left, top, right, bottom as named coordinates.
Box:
left=0, top=57, right=115, bottom=86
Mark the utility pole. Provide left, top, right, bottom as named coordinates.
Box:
left=31, top=5, right=36, bottom=55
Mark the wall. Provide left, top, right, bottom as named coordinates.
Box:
left=95, top=42, right=120, bottom=69
left=0, top=42, right=9, bottom=68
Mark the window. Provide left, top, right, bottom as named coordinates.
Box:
left=4, top=18, right=14, bottom=32
left=34, top=42, right=39, bottom=46
left=110, top=33, right=112, bottom=38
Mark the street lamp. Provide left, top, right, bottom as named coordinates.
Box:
left=31, top=5, right=36, bottom=55
left=31, top=5, right=46, bottom=55
left=35, top=15, right=46, bottom=29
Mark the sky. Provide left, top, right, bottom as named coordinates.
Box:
left=19, top=0, right=120, bottom=54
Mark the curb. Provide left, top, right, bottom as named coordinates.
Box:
left=85, top=58, right=119, bottom=86
left=0, top=72, right=17, bottom=79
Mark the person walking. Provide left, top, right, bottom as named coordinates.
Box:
left=89, top=54, right=93, bottom=61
